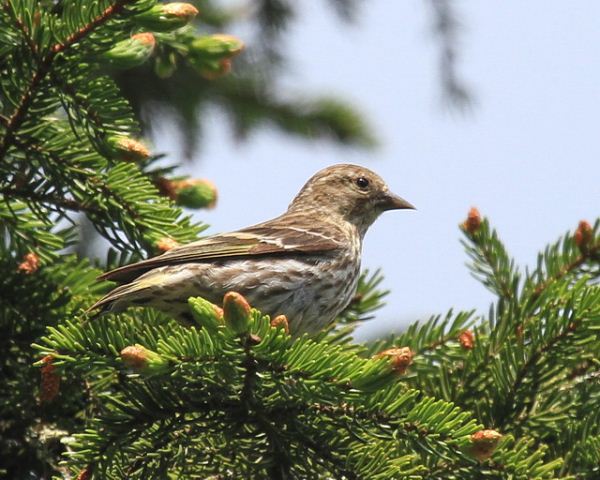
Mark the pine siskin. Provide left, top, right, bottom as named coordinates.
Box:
left=91, top=164, right=414, bottom=335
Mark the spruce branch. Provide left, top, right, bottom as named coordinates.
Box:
left=50, top=1, right=131, bottom=55
left=240, top=334, right=259, bottom=408
left=0, top=0, right=134, bottom=160
left=0, top=186, right=103, bottom=215
left=529, top=232, right=600, bottom=302
left=460, top=210, right=519, bottom=303
left=495, top=321, right=577, bottom=428
left=3, top=2, right=39, bottom=57
left=34, top=303, right=491, bottom=477
left=0, top=201, right=70, bottom=260
left=428, top=0, right=473, bottom=109
left=2, top=126, right=204, bottom=254
left=496, top=283, right=600, bottom=428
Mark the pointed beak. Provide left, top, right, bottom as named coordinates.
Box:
left=381, top=191, right=416, bottom=211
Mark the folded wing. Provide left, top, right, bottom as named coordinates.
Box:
left=99, top=220, right=343, bottom=284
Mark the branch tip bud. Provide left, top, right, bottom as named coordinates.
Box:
left=188, top=297, right=224, bottom=331
left=120, top=344, right=168, bottom=375
left=270, top=314, right=290, bottom=335
left=574, top=220, right=593, bottom=252
left=458, top=330, right=475, bottom=350
left=469, top=429, right=502, bottom=461
left=131, top=32, right=156, bottom=47
left=107, top=135, right=150, bottom=162
left=155, top=237, right=180, bottom=252
left=135, top=3, right=199, bottom=32
left=158, top=177, right=218, bottom=209
left=462, top=207, right=482, bottom=234
left=18, top=252, right=40, bottom=274
left=374, top=347, right=414, bottom=375
left=102, top=33, right=155, bottom=69
left=191, top=34, right=244, bottom=58
left=176, top=179, right=218, bottom=209
left=189, top=34, right=244, bottom=79
left=223, top=292, right=251, bottom=334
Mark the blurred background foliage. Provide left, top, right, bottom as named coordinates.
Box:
left=115, top=0, right=470, bottom=157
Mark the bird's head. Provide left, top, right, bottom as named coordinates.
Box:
left=288, top=164, right=414, bottom=234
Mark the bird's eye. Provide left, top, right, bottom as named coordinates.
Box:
left=355, top=177, right=370, bottom=190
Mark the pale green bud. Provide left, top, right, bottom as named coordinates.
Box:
left=106, top=135, right=150, bottom=162
left=174, top=179, right=218, bottom=209
left=102, top=33, right=155, bottom=69
left=188, top=296, right=224, bottom=332
left=223, top=292, right=251, bottom=335
left=120, top=344, right=169, bottom=376
left=189, top=34, right=244, bottom=60
left=158, top=178, right=218, bottom=209
left=135, top=3, right=199, bottom=32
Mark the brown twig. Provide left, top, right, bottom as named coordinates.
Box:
left=4, top=4, right=39, bottom=56
left=51, top=2, right=128, bottom=55
left=0, top=187, right=103, bottom=215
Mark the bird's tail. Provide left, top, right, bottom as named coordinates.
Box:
left=86, top=281, right=153, bottom=315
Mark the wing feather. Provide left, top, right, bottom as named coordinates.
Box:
left=99, top=220, right=342, bottom=283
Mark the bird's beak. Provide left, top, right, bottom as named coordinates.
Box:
left=381, top=192, right=416, bottom=211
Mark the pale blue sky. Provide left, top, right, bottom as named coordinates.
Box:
left=156, top=1, right=600, bottom=337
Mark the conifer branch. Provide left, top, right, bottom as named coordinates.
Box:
left=3, top=3, right=39, bottom=56
left=418, top=332, right=459, bottom=353
left=461, top=212, right=519, bottom=303
left=470, top=232, right=515, bottom=302
left=530, top=240, right=600, bottom=301
left=0, top=0, right=132, bottom=159
left=0, top=187, right=103, bottom=215
left=497, top=320, right=579, bottom=427
left=255, top=414, right=292, bottom=480
left=294, top=428, right=359, bottom=479
left=0, top=62, right=47, bottom=159
left=51, top=1, right=131, bottom=55
left=240, top=335, right=259, bottom=407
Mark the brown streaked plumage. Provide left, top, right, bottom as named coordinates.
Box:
left=90, top=164, right=414, bottom=335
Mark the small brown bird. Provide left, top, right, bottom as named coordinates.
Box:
left=91, top=164, right=414, bottom=335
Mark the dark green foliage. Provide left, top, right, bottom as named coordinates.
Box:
left=0, top=246, right=108, bottom=478
left=1, top=1, right=599, bottom=479
left=116, top=62, right=377, bottom=158
left=1, top=0, right=206, bottom=476
left=35, top=310, right=482, bottom=478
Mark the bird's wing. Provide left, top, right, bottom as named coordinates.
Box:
left=99, top=221, right=343, bottom=283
